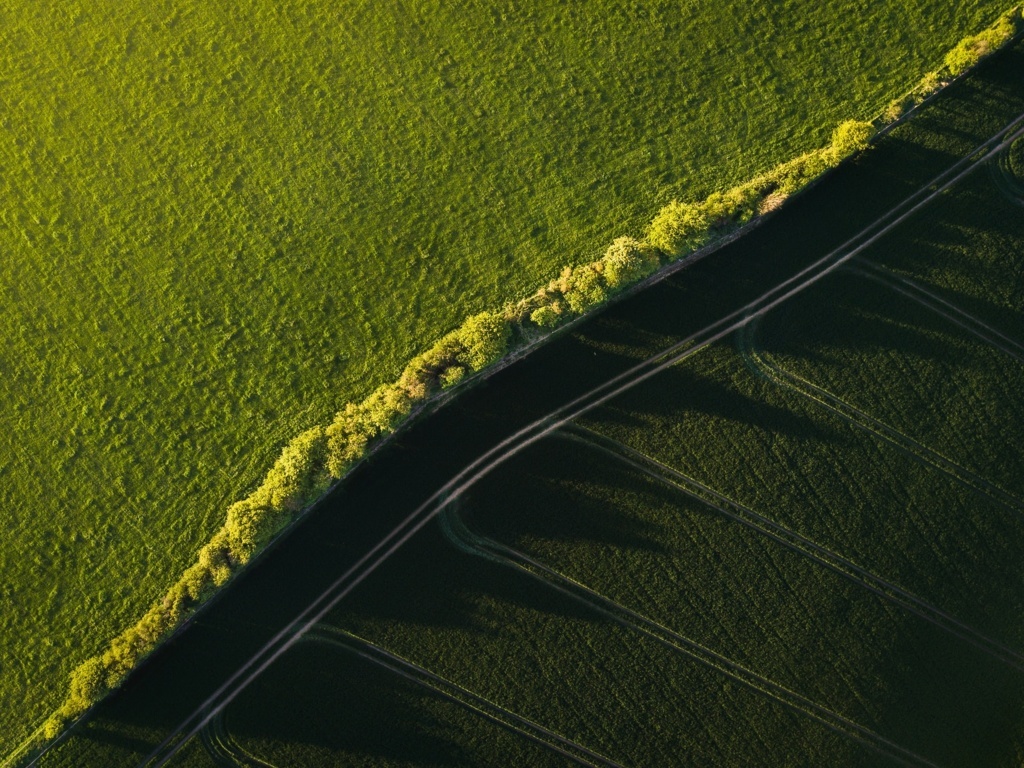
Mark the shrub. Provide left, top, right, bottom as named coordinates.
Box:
left=601, top=237, right=661, bottom=288
left=646, top=200, right=711, bottom=256
left=325, top=403, right=374, bottom=478
left=945, top=8, right=1020, bottom=75
left=455, top=311, right=511, bottom=371
left=251, top=426, right=328, bottom=512
left=560, top=265, right=609, bottom=314
left=826, top=120, right=874, bottom=163
left=530, top=304, right=562, bottom=328
left=440, top=365, right=466, bottom=388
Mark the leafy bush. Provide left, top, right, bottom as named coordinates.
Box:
left=530, top=304, right=562, bottom=328
left=826, top=120, right=874, bottom=162
left=601, top=237, right=662, bottom=288
left=945, top=7, right=1021, bottom=74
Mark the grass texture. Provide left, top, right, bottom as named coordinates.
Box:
left=0, top=0, right=1013, bottom=754
left=180, top=60, right=1024, bottom=767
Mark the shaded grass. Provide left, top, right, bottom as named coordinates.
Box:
left=752, top=268, right=1024, bottom=499
left=580, top=343, right=1024, bottom=657
left=458, top=437, right=1024, bottom=765
left=242, top=522, right=888, bottom=767
left=221, top=638, right=571, bottom=768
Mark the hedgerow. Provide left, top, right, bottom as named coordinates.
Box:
left=38, top=6, right=1024, bottom=744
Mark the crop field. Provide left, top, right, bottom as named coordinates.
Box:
left=36, top=65, right=1022, bottom=768
left=21, top=34, right=1024, bottom=768
left=93, top=56, right=1024, bottom=768
left=6, top=1, right=1014, bottom=750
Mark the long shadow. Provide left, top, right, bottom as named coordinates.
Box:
left=38, top=39, right=1024, bottom=768
left=586, top=345, right=836, bottom=439
left=210, top=640, right=470, bottom=767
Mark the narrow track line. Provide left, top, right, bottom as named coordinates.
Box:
left=134, top=108, right=1024, bottom=768
left=438, top=504, right=938, bottom=768
left=303, top=626, right=624, bottom=768
left=557, top=423, right=1024, bottom=671
left=740, top=317, right=1024, bottom=514
left=199, top=711, right=276, bottom=768
left=852, top=262, right=1024, bottom=363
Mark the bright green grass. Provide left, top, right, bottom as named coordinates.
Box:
left=0, top=0, right=1011, bottom=751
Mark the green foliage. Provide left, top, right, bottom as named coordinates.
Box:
left=455, top=312, right=513, bottom=372
left=945, top=7, right=1021, bottom=74
left=530, top=305, right=563, bottom=328
left=559, top=265, right=609, bottom=315
left=826, top=120, right=874, bottom=161
left=17, top=2, right=1024, bottom=755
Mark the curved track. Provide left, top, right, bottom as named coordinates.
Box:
left=988, top=136, right=1024, bottom=205
left=439, top=501, right=937, bottom=768
left=137, top=111, right=1024, bottom=768
left=200, top=712, right=276, bottom=768
left=301, top=627, right=624, bottom=768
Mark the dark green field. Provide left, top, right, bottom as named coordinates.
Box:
left=33, top=37, right=1024, bottom=767
left=6, top=1, right=1015, bottom=750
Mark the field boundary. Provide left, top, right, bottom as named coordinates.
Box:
left=557, top=424, right=1024, bottom=669
left=128, top=98, right=1024, bottom=768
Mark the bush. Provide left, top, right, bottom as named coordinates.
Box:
left=601, top=237, right=661, bottom=288
left=827, top=120, right=874, bottom=162
left=251, top=426, right=328, bottom=512
left=560, top=265, right=609, bottom=314
left=455, top=312, right=511, bottom=371
left=945, top=8, right=1020, bottom=75
left=530, top=304, right=562, bottom=328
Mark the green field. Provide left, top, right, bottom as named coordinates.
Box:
left=108, top=55, right=1024, bottom=766
left=2, top=0, right=1013, bottom=751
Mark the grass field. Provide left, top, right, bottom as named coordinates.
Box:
left=22, top=36, right=1024, bottom=767
left=2, top=0, right=1013, bottom=751
left=115, top=48, right=1024, bottom=767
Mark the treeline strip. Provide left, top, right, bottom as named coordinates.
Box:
left=37, top=5, right=1024, bottom=746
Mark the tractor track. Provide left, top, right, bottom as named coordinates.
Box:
left=439, top=501, right=937, bottom=768
left=134, top=107, right=1024, bottom=768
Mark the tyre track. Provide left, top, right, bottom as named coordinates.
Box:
left=988, top=136, right=1024, bottom=205
left=739, top=316, right=1024, bottom=515
left=852, top=261, right=1024, bottom=363
left=137, top=109, right=1024, bottom=768
left=557, top=423, right=1024, bottom=671
left=302, top=626, right=623, bottom=768
left=438, top=502, right=937, bottom=768
left=200, top=711, right=276, bottom=768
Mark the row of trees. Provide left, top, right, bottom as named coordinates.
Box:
left=40, top=6, right=1024, bottom=742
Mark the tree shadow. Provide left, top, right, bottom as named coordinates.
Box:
left=219, top=640, right=475, bottom=766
